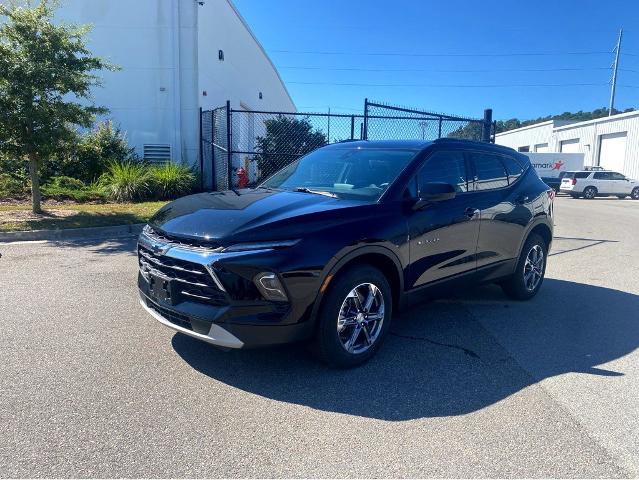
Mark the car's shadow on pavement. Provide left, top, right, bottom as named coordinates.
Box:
left=172, top=278, right=639, bottom=421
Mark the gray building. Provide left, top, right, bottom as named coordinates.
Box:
left=495, top=111, right=639, bottom=179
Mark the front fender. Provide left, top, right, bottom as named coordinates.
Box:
left=307, top=244, right=405, bottom=328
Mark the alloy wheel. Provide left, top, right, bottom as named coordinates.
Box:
left=337, top=283, right=385, bottom=354
left=523, top=245, right=544, bottom=292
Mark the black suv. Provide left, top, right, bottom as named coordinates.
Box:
left=138, top=139, right=553, bottom=367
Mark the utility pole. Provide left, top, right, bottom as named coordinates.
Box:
left=609, top=28, right=623, bottom=116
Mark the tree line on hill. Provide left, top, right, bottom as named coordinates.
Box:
left=496, top=107, right=636, bottom=133
left=448, top=107, right=637, bottom=140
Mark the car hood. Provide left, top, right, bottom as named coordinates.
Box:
left=148, top=189, right=376, bottom=244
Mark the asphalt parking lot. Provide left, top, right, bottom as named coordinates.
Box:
left=1, top=195, right=638, bottom=478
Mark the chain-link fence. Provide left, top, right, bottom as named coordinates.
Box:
left=200, top=99, right=494, bottom=190
left=230, top=109, right=365, bottom=185
left=364, top=100, right=495, bottom=143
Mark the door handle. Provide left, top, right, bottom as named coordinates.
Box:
left=465, top=208, right=479, bottom=218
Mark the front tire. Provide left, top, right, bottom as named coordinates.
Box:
left=583, top=186, right=597, bottom=199
left=314, top=265, right=392, bottom=368
left=501, top=233, right=547, bottom=301
left=632, top=187, right=639, bottom=200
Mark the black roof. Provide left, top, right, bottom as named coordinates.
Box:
left=326, top=138, right=518, bottom=155
left=326, top=139, right=431, bottom=150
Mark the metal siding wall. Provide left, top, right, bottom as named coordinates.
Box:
left=553, top=125, right=596, bottom=166
left=554, top=115, right=639, bottom=177
left=494, top=123, right=554, bottom=151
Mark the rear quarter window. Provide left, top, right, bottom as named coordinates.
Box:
left=574, top=172, right=591, bottom=179
left=501, top=155, right=526, bottom=184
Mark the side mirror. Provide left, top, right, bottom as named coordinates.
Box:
left=413, top=182, right=456, bottom=210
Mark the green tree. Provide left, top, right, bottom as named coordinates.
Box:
left=446, top=122, right=483, bottom=141
left=254, top=116, right=327, bottom=180
left=0, top=1, right=115, bottom=213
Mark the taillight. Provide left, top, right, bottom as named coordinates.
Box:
left=571, top=178, right=577, bottom=185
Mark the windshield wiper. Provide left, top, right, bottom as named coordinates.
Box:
left=293, top=187, right=338, bottom=198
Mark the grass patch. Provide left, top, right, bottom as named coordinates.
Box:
left=0, top=201, right=167, bottom=232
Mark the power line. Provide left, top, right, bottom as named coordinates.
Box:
left=288, top=81, right=609, bottom=88
left=272, top=49, right=613, bottom=58
left=280, top=65, right=611, bottom=74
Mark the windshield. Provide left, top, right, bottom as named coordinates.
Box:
left=261, top=147, right=418, bottom=201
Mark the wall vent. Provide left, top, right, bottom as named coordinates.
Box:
left=143, top=144, right=171, bottom=163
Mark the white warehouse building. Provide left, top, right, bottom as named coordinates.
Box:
left=495, top=111, right=639, bottom=180
left=53, top=0, right=295, bottom=166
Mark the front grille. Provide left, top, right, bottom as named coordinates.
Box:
left=145, top=226, right=222, bottom=251
left=147, top=299, right=193, bottom=331
left=138, top=245, right=228, bottom=306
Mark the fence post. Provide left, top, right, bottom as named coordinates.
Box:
left=363, top=98, right=369, bottom=140
left=438, top=118, right=442, bottom=139
left=210, top=109, right=215, bottom=190
left=226, top=100, right=232, bottom=189
left=482, top=108, right=493, bottom=143
left=198, top=106, right=204, bottom=191
left=350, top=116, right=355, bottom=139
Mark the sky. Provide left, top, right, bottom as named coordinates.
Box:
left=233, top=0, right=639, bottom=121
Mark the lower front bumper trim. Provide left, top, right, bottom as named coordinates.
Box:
left=140, top=298, right=244, bottom=349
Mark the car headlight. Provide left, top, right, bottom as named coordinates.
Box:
left=222, top=239, right=300, bottom=253
left=254, top=272, right=288, bottom=302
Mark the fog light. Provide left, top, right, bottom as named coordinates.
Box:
left=254, top=272, right=288, bottom=302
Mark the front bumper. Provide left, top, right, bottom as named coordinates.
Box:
left=140, top=295, right=244, bottom=348
left=136, top=226, right=319, bottom=348
left=139, top=290, right=314, bottom=348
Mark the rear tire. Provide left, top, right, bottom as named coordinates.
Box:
left=501, top=233, right=547, bottom=301
left=617, top=195, right=627, bottom=199
left=632, top=187, right=639, bottom=200
left=313, top=265, right=392, bottom=368
left=583, top=186, right=597, bottom=199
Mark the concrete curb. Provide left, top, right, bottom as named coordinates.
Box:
left=0, top=223, right=144, bottom=243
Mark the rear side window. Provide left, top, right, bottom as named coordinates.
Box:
left=574, top=172, right=590, bottom=179
left=594, top=172, right=612, bottom=180
left=470, top=153, right=509, bottom=190
left=417, top=151, right=468, bottom=193
left=501, top=155, right=525, bottom=184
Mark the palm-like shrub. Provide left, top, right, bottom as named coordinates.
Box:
left=99, top=161, right=151, bottom=202
left=149, top=162, right=195, bottom=200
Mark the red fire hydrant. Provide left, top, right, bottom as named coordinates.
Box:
left=236, top=167, right=249, bottom=188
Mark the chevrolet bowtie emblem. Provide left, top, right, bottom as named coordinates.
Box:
left=151, top=241, right=171, bottom=255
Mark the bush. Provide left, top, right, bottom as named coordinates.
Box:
left=0, top=173, right=26, bottom=199
left=149, top=162, right=196, bottom=200
left=44, top=121, right=137, bottom=183
left=47, top=175, right=86, bottom=190
left=40, top=176, right=107, bottom=202
left=99, top=160, right=151, bottom=202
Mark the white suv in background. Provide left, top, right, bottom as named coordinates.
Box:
left=560, top=170, right=639, bottom=199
